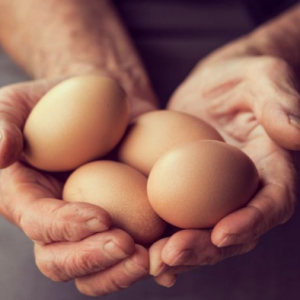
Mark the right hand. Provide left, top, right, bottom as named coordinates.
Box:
left=0, top=77, right=155, bottom=296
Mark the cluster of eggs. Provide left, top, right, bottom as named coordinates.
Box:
left=23, top=75, right=259, bottom=246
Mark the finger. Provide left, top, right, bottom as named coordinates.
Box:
left=149, top=237, right=198, bottom=277
left=212, top=139, right=297, bottom=248
left=244, top=58, right=300, bottom=150
left=34, top=228, right=135, bottom=282
left=154, top=273, right=177, bottom=288
left=0, top=80, right=57, bottom=168
left=0, top=85, right=27, bottom=167
left=0, top=119, right=23, bottom=169
left=21, top=199, right=112, bottom=243
left=149, top=237, right=171, bottom=276
left=154, top=265, right=204, bottom=288
left=1, top=162, right=111, bottom=243
left=159, top=230, right=258, bottom=267
left=211, top=182, right=294, bottom=247
left=75, top=245, right=149, bottom=297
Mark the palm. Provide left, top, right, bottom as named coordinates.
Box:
left=167, top=55, right=298, bottom=250
left=0, top=161, right=65, bottom=224
left=149, top=57, right=300, bottom=288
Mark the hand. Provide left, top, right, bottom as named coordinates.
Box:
left=0, top=76, right=156, bottom=296
left=149, top=41, right=300, bottom=287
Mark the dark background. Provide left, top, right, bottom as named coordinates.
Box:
left=1, top=1, right=300, bottom=299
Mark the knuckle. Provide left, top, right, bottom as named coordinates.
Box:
left=35, top=249, right=68, bottom=282
left=59, top=202, right=82, bottom=218
left=63, top=202, right=110, bottom=224
left=52, top=203, right=105, bottom=241
left=73, top=250, right=104, bottom=274
left=59, top=202, right=96, bottom=220
left=55, top=220, right=76, bottom=241
left=107, top=276, right=127, bottom=293
left=248, top=56, right=292, bottom=81
left=48, top=205, right=80, bottom=242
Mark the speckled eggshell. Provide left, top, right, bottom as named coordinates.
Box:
left=23, top=75, right=129, bottom=171
left=147, top=140, right=259, bottom=229
left=63, top=160, right=166, bottom=245
left=117, top=110, right=223, bottom=175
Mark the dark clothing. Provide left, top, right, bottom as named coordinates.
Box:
left=245, top=0, right=299, bottom=24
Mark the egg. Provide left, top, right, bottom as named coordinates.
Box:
left=23, top=75, right=129, bottom=171
left=147, top=140, right=259, bottom=229
left=63, top=160, right=166, bottom=245
left=117, top=110, right=223, bottom=175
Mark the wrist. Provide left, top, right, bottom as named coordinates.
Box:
left=239, top=4, right=300, bottom=67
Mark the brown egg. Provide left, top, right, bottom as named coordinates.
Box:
left=23, top=75, right=129, bottom=171
left=63, top=160, right=166, bottom=245
left=118, top=110, right=223, bottom=175
left=147, top=140, right=259, bottom=229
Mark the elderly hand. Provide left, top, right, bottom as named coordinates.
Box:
left=149, top=40, right=300, bottom=287
left=0, top=77, right=155, bottom=296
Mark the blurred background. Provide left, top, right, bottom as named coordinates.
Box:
left=1, top=1, right=300, bottom=299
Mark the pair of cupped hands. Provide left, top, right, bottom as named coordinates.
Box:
left=0, top=39, right=300, bottom=296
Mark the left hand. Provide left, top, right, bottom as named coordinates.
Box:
left=149, top=39, right=300, bottom=287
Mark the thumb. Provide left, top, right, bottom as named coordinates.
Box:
left=248, top=63, right=300, bottom=150
left=0, top=87, right=26, bottom=168
left=0, top=79, right=59, bottom=168
left=260, top=98, right=300, bottom=150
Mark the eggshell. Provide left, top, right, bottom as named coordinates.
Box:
left=63, top=160, right=166, bottom=245
left=147, top=140, right=259, bottom=228
left=23, top=75, right=129, bottom=171
left=118, top=110, right=223, bottom=175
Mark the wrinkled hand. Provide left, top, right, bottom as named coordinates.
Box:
left=150, top=44, right=300, bottom=287
left=0, top=77, right=155, bottom=296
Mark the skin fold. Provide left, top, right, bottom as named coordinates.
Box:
left=0, top=0, right=300, bottom=295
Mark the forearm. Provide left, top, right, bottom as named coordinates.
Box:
left=0, top=0, right=155, bottom=103
left=203, top=3, right=300, bottom=70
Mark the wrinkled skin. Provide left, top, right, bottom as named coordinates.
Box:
left=149, top=47, right=300, bottom=287
left=0, top=77, right=155, bottom=296
left=0, top=43, right=300, bottom=293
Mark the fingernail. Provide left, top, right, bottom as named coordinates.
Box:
left=86, top=218, right=109, bottom=232
left=124, top=259, right=148, bottom=276
left=169, top=249, right=192, bottom=266
left=158, top=274, right=177, bottom=288
left=103, top=241, right=129, bottom=260
left=150, top=261, right=169, bottom=276
left=289, top=115, right=300, bottom=129
left=217, top=235, right=238, bottom=247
